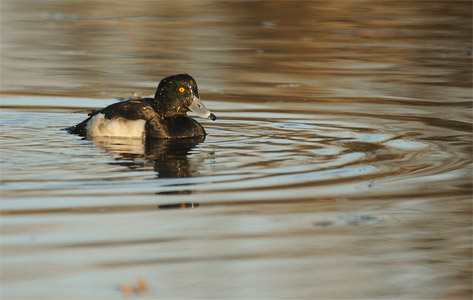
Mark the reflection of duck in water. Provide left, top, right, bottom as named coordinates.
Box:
left=91, top=136, right=205, bottom=178
left=92, top=137, right=203, bottom=207
left=66, top=74, right=216, bottom=139
left=146, top=137, right=205, bottom=178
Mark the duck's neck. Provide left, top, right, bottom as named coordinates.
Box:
left=154, top=100, right=187, bottom=118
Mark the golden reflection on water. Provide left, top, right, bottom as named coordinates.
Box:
left=0, top=0, right=472, bottom=299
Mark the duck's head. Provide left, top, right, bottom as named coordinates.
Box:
left=154, top=74, right=216, bottom=120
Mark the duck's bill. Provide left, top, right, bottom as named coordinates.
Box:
left=189, top=96, right=217, bottom=121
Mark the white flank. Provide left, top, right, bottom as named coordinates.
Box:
left=86, top=113, right=146, bottom=138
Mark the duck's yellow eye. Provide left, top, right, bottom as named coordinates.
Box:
left=178, top=87, right=185, bottom=93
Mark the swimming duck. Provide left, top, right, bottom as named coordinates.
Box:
left=66, top=74, right=216, bottom=139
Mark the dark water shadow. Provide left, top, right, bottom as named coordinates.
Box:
left=90, top=136, right=204, bottom=209
left=90, top=136, right=205, bottom=179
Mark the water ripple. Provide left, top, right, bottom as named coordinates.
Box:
left=1, top=99, right=470, bottom=213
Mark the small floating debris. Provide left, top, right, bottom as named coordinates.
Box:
left=120, top=278, right=148, bottom=297
left=158, top=202, right=199, bottom=209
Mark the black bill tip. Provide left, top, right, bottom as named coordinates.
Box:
left=209, top=113, right=217, bottom=121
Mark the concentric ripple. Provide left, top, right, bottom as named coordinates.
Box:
left=1, top=98, right=470, bottom=212
left=190, top=103, right=470, bottom=202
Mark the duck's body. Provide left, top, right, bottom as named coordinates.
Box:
left=66, top=74, right=216, bottom=139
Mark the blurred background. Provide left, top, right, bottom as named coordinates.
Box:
left=2, top=0, right=470, bottom=101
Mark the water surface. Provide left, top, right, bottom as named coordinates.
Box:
left=1, top=0, right=472, bottom=299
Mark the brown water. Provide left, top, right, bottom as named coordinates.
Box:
left=1, top=0, right=472, bottom=299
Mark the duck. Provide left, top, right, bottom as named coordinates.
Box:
left=66, top=74, right=216, bottom=139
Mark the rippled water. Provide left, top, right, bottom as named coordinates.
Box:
left=1, top=0, right=472, bottom=299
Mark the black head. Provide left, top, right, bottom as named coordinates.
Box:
left=154, top=74, right=216, bottom=120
